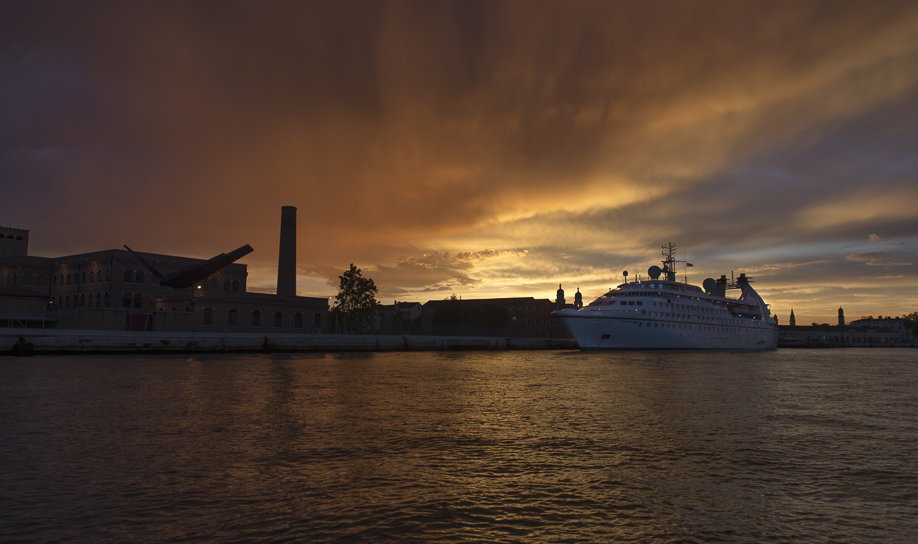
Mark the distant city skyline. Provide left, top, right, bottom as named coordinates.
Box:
left=3, top=1, right=917, bottom=325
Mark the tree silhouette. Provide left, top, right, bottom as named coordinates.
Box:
left=332, top=263, right=378, bottom=333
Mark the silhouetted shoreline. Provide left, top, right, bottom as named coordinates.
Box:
left=1, top=329, right=577, bottom=355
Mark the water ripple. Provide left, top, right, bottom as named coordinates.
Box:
left=1, top=349, right=916, bottom=543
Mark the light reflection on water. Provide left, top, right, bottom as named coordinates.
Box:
left=1, top=349, right=917, bottom=543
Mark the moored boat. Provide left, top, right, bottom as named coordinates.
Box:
left=553, top=243, right=778, bottom=350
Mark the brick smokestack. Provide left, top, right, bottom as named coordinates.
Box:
left=277, top=206, right=297, bottom=297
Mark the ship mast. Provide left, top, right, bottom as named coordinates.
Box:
left=661, top=242, right=679, bottom=282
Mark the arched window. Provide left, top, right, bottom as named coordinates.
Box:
left=203, top=307, right=213, bottom=325
left=294, top=312, right=303, bottom=328
left=228, top=308, right=238, bottom=326
left=252, top=310, right=261, bottom=327
left=274, top=311, right=283, bottom=327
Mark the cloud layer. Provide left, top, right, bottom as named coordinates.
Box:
left=3, top=1, right=917, bottom=322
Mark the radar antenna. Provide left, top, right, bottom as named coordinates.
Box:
left=658, top=242, right=693, bottom=283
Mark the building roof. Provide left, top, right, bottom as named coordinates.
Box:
left=423, top=297, right=541, bottom=306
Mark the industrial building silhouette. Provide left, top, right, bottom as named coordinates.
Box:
left=0, top=208, right=328, bottom=332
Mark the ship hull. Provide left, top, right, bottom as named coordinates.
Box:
left=555, top=313, right=778, bottom=351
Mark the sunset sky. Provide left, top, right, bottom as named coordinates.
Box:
left=3, top=1, right=917, bottom=324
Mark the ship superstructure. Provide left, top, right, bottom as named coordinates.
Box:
left=553, top=243, right=778, bottom=350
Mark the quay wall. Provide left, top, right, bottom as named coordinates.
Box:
left=1, top=329, right=577, bottom=355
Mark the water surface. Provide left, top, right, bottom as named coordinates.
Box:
left=2, top=349, right=916, bottom=543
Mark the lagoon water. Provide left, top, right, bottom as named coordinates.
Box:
left=2, top=349, right=917, bottom=543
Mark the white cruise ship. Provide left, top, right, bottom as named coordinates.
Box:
left=553, top=243, right=778, bottom=350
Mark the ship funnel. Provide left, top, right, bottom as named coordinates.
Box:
left=715, top=275, right=728, bottom=298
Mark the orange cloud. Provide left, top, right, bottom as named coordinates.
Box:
left=3, top=1, right=918, bottom=318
